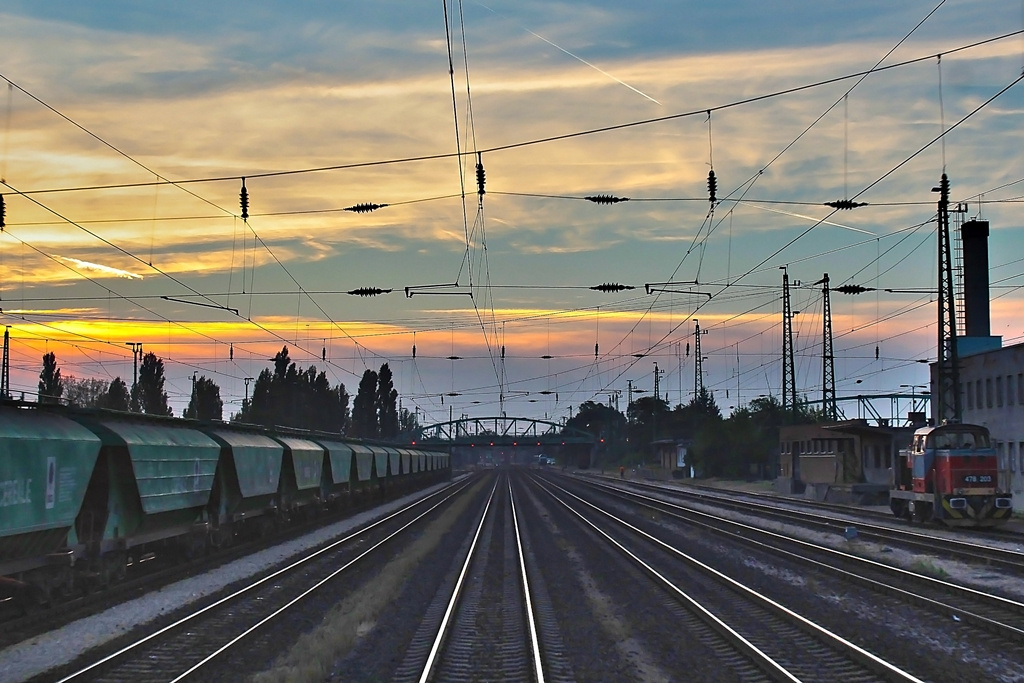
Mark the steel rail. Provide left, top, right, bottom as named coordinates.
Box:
left=579, top=476, right=1024, bottom=640
left=509, top=478, right=546, bottom=683
left=539, top=476, right=925, bottom=683
left=57, top=478, right=471, bottom=683
left=417, top=478, right=499, bottom=683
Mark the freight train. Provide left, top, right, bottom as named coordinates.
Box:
left=0, top=401, right=449, bottom=609
left=890, top=422, right=1013, bottom=527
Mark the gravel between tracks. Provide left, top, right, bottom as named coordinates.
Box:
left=0, top=481, right=457, bottom=683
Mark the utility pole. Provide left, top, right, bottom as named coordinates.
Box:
left=1, top=326, right=9, bottom=400
left=125, top=342, right=143, bottom=392
left=933, top=173, right=961, bottom=424
left=780, top=267, right=797, bottom=418
left=653, top=362, right=664, bottom=402
left=244, top=377, right=254, bottom=405
left=817, top=273, right=837, bottom=421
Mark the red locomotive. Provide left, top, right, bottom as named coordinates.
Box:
left=890, top=423, right=1013, bottom=526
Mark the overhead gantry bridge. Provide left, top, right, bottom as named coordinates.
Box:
left=417, top=416, right=596, bottom=468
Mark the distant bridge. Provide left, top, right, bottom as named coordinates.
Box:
left=418, top=416, right=595, bottom=447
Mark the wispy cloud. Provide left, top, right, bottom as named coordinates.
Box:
left=55, top=256, right=142, bottom=279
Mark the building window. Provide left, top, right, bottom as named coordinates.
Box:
left=1019, top=374, right=1023, bottom=404
left=966, top=381, right=974, bottom=410
left=1009, top=375, right=1016, bottom=407
left=986, top=378, right=993, bottom=409
left=997, top=376, right=1004, bottom=407
left=978, top=381, right=985, bottom=410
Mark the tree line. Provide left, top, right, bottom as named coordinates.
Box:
left=565, top=387, right=824, bottom=478
left=32, top=346, right=419, bottom=439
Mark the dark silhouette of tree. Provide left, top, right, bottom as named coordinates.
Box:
left=377, top=363, right=399, bottom=438
left=64, top=376, right=108, bottom=408
left=184, top=375, right=223, bottom=421
left=234, top=346, right=349, bottom=432
left=38, top=352, right=64, bottom=404
left=398, top=407, right=421, bottom=440
left=565, top=400, right=626, bottom=467
left=627, top=394, right=670, bottom=458
left=103, top=377, right=131, bottom=411
left=134, top=352, right=172, bottom=416
left=351, top=368, right=379, bottom=438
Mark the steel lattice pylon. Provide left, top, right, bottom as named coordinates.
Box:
left=781, top=267, right=797, bottom=416
left=694, top=319, right=704, bottom=396
left=935, top=173, right=961, bottom=424
left=818, top=273, right=837, bottom=421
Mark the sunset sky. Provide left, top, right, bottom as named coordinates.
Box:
left=1, top=1, right=1022, bottom=425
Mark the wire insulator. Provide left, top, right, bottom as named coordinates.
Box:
left=475, top=152, right=486, bottom=197
left=345, top=202, right=388, bottom=213
left=412, top=344, right=416, bottom=359
left=347, top=287, right=392, bottom=297
left=707, top=170, right=717, bottom=203
left=447, top=356, right=461, bottom=361
left=594, top=343, right=599, bottom=358
left=501, top=345, right=505, bottom=359
left=0, top=194, right=5, bottom=231
left=585, top=194, right=629, bottom=204
left=824, top=199, right=867, bottom=210
left=835, top=284, right=870, bottom=295
left=590, top=283, right=634, bottom=292
left=239, top=178, right=249, bottom=220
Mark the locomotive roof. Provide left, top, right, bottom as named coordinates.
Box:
left=912, top=422, right=990, bottom=437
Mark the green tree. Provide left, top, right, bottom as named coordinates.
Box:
left=134, top=352, right=172, bottom=416
left=565, top=400, right=626, bottom=467
left=627, top=395, right=670, bottom=462
left=398, top=407, right=421, bottom=440
left=234, top=346, right=349, bottom=432
left=38, top=352, right=64, bottom=404
left=64, top=376, right=108, bottom=408
left=377, top=363, right=399, bottom=438
left=103, top=377, right=131, bottom=411
left=351, top=368, right=379, bottom=438
left=184, top=375, right=224, bottom=421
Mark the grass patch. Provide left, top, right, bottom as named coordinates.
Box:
left=910, top=558, right=950, bottom=580
left=253, top=479, right=487, bottom=683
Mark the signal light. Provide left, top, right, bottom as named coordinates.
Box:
left=239, top=178, right=249, bottom=220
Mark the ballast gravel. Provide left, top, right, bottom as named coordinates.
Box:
left=0, top=482, right=453, bottom=683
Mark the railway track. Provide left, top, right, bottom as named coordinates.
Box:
left=47, top=479, right=472, bottom=683
left=590, top=475, right=1024, bottom=573
left=534, top=475, right=923, bottom=682
left=569, top=475, right=1024, bottom=652
left=398, top=474, right=572, bottom=683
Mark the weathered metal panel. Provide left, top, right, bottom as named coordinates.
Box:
left=350, top=443, right=374, bottom=482
left=0, top=408, right=102, bottom=537
left=277, top=437, right=324, bottom=490
left=97, top=420, right=220, bottom=514
left=398, top=448, right=413, bottom=474
left=207, top=430, right=282, bottom=497
left=318, top=440, right=353, bottom=484
left=384, top=447, right=401, bottom=478
left=370, top=446, right=389, bottom=479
